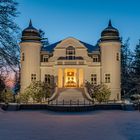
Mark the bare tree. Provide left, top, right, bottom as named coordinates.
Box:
left=0, top=0, right=20, bottom=74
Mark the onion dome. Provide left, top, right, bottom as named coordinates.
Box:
left=101, top=20, right=120, bottom=42
left=21, top=20, right=41, bottom=42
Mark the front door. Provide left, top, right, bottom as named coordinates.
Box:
left=65, top=70, right=77, bottom=87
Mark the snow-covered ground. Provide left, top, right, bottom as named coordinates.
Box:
left=0, top=110, right=140, bottom=140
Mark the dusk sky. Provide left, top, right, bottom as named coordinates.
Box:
left=16, top=0, right=140, bottom=49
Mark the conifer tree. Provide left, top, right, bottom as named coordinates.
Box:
left=132, top=40, right=140, bottom=94
left=121, top=38, right=132, bottom=96
left=134, top=40, right=140, bottom=75
left=39, top=29, right=49, bottom=48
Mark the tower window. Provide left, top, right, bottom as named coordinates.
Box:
left=31, top=74, right=36, bottom=81
left=105, top=74, right=110, bottom=83
left=116, top=53, right=120, bottom=61
left=91, top=74, right=97, bottom=84
left=21, top=53, right=25, bottom=61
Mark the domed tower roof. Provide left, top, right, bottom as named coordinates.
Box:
left=101, top=20, right=120, bottom=42
left=21, top=20, right=41, bottom=42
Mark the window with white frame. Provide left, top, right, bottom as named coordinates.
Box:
left=91, top=74, right=97, bottom=84
left=31, top=74, right=36, bottom=81
left=43, top=55, right=48, bottom=62
left=93, top=55, right=100, bottom=62
left=93, top=57, right=98, bottom=62
left=66, top=46, right=75, bottom=60
left=105, top=74, right=110, bottom=83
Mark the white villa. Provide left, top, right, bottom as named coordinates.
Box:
left=20, top=20, right=121, bottom=101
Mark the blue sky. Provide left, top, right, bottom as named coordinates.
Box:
left=16, top=0, right=140, bottom=49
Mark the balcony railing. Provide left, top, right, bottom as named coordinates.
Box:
left=57, top=60, right=85, bottom=65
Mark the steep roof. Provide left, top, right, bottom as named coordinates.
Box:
left=41, top=41, right=61, bottom=52
left=41, top=39, right=99, bottom=53
left=79, top=41, right=99, bottom=52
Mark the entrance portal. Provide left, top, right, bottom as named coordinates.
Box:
left=65, top=69, right=77, bottom=87
left=58, top=68, right=84, bottom=88
left=65, top=71, right=76, bottom=87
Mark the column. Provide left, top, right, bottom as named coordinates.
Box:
left=76, top=69, right=79, bottom=87
left=62, top=68, right=64, bottom=87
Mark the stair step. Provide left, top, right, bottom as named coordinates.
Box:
left=56, top=88, right=87, bottom=102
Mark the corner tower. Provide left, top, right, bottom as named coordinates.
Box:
left=20, top=20, right=41, bottom=93
left=99, top=20, right=121, bottom=100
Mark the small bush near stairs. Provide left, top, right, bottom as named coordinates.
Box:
left=19, top=81, right=52, bottom=103
left=85, top=82, right=111, bottom=103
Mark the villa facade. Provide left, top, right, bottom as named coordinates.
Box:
left=20, top=20, right=121, bottom=100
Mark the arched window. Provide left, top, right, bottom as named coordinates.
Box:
left=66, top=46, right=75, bottom=60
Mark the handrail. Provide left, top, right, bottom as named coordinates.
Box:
left=83, top=87, right=94, bottom=102
left=48, top=87, right=58, bottom=101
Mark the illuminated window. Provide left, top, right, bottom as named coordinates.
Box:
left=91, top=74, right=97, bottom=84
left=66, top=46, right=75, bottom=60
left=105, top=74, right=110, bottom=83
left=31, top=74, right=36, bottom=81
left=116, top=53, right=120, bottom=61
left=21, top=53, right=25, bottom=61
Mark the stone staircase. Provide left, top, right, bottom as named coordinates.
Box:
left=50, top=88, right=92, bottom=105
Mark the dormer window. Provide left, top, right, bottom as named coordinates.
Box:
left=43, top=55, right=48, bottom=62
left=93, top=55, right=100, bottom=62
left=66, top=46, right=75, bottom=60
left=41, top=55, right=49, bottom=62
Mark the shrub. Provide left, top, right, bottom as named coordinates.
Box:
left=85, top=82, right=111, bottom=103
left=20, top=81, right=52, bottom=103
left=1, top=89, right=14, bottom=103
left=94, top=84, right=111, bottom=103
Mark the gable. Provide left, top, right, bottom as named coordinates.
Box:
left=41, top=37, right=99, bottom=52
